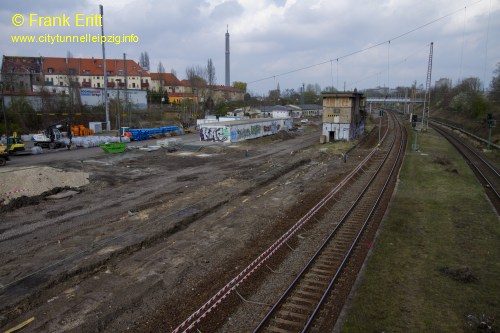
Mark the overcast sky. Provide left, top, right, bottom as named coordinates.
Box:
left=1, top=0, right=499, bottom=95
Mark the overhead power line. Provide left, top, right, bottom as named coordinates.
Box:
left=247, top=1, right=483, bottom=86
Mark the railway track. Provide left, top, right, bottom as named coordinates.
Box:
left=430, top=123, right=500, bottom=213
left=172, top=112, right=406, bottom=333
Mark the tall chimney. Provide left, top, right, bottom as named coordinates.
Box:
left=225, top=25, right=230, bottom=87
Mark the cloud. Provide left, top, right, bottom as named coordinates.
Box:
left=210, top=1, right=244, bottom=21
left=1, top=0, right=499, bottom=94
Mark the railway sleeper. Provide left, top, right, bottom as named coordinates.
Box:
left=304, top=281, right=328, bottom=293
left=315, top=262, right=343, bottom=272
left=321, top=251, right=345, bottom=259
left=334, top=234, right=358, bottom=242
left=303, top=272, right=330, bottom=281
left=318, top=247, right=345, bottom=256
left=331, top=239, right=350, bottom=247
left=308, top=267, right=334, bottom=276
left=267, top=326, right=294, bottom=333
left=282, top=303, right=312, bottom=313
left=289, top=295, right=318, bottom=306
left=315, top=257, right=339, bottom=265
left=277, top=310, right=309, bottom=321
left=272, top=317, right=304, bottom=329
left=295, top=288, right=323, bottom=299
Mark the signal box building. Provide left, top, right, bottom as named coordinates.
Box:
left=321, top=90, right=366, bottom=142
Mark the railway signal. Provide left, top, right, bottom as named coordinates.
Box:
left=411, top=114, right=419, bottom=151
left=487, top=113, right=495, bottom=149
left=411, top=114, right=418, bottom=128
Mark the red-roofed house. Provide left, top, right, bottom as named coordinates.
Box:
left=1, top=56, right=43, bottom=91
left=41, top=57, right=151, bottom=90
left=150, top=73, right=182, bottom=93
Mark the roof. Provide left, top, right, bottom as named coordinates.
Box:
left=150, top=72, right=182, bottom=86
left=321, top=90, right=365, bottom=98
left=298, top=104, right=323, bottom=110
left=259, top=105, right=293, bottom=112
left=1, top=56, right=42, bottom=74
left=42, top=57, right=149, bottom=76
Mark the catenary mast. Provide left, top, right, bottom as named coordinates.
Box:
left=422, top=42, right=433, bottom=131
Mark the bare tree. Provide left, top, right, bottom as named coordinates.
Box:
left=144, top=52, right=150, bottom=69
left=157, top=61, right=166, bottom=74
left=207, top=58, right=216, bottom=87
left=139, top=52, right=150, bottom=70
left=185, top=65, right=207, bottom=116
left=157, top=61, right=167, bottom=105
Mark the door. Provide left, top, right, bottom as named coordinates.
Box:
left=329, top=131, right=335, bottom=142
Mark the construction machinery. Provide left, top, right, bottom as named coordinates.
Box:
left=33, top=118, right=73, bottom=149
left=0, top=145, right=9, bottom=166
left=0, top=132, right=26, bottom=154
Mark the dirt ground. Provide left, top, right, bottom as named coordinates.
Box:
left=0, top=120, right=379, bottom=332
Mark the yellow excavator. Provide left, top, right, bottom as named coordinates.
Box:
left=0, top=145, right=9, bottom=166
left=0, top=132, right=25, bottom=154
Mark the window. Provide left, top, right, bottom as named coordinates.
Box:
left=48, top=68, right=54, bottom=73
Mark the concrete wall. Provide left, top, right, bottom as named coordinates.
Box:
left=272, top=110, right=291, bottom=118
left=199, top=118, right=293, bottom=142
left=31, top=85, right=148, bottom=109
left=80, top=88, right=147, bottom=108
left=323, top=123, right=351, bottom=142
left=322, top=120, right=364, bottom=142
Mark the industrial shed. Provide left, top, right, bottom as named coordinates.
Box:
left=199, top=118, right=293, bottom=142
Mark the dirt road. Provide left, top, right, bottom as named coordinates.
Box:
left=0, top=122, right=377, bottom=332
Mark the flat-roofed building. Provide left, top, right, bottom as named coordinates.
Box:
left=321, top=90, right=366, bottom=142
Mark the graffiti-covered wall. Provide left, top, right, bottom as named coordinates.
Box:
left=199, top=118, right=293, bottom=142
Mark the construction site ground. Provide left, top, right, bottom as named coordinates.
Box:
left=0, top=120, right=380, bottom=332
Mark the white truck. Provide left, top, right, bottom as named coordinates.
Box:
left=33, top=119, right=72, bottom=149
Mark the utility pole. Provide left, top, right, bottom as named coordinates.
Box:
left=100, top=5, right=110, bottom=131
left=123, top=53, right=130, bottom=128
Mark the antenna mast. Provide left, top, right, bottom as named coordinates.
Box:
left=422, top=42, right=433, bottom=131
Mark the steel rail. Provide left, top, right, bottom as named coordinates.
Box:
left=302, top=113, right=405, bottom=332
left=171, top=116, right=392, bottom=333
left=431, top=123, right=499, bottom=199
left=252, top=112, right=404, bottom=332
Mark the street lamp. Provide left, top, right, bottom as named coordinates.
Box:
left=115, top=80, right=122, bottom=142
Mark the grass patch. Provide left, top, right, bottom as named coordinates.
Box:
left=341, top=125, right=500, bottom=333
